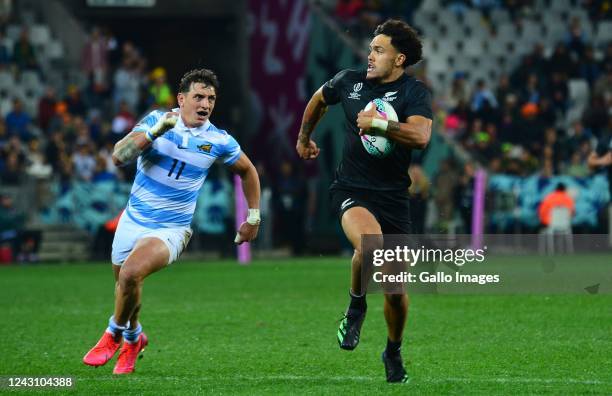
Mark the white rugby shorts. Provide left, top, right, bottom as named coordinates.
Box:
left=111, top=212, right=193, bottom=266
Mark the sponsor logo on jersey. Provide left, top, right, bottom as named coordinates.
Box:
left=348, top=83, right=362, bottom=100
left=197, top=144, right=213, bottom=153
left=382, top=91, right=398, bottom=102
left=340, top=198, right=355, bottom=210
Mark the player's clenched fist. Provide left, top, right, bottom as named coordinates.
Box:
left=296, top=138, right=320, bottom=160
left=150, top=112, right=179, bottom=139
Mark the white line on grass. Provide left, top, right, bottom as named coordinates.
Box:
left=79, top=376, right=608, bottom=385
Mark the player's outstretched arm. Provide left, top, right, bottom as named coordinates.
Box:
left=112, top=112, right=178, bottom=166
left=357, top=110, right=432, bottom=150
left=228, top=152, right=261, bottom=244
left=296, top=87, right=328, bottom=160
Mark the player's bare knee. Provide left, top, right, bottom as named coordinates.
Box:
left=118, top=267, right=142, bottom=290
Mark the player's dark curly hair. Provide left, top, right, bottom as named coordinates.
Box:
left=179, top=68, right=220, bottom=93
left=373, top=19, right=422, bottom=68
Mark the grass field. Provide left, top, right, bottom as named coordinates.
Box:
left=1, top=257, right=611, bottom=395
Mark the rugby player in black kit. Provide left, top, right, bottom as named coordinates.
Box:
left=296, top=19, right=432, bottom=383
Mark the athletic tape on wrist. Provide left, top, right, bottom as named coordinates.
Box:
left=371, top=118, right=388, bottom=133
left=247, top=208, right=261, bottom=225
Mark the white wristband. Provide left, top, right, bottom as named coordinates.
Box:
left=371, top=118, right=388, bottom=133
left=247, top=208, right=261, bottom=225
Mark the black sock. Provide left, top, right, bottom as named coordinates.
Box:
left=385, top=338, right=402, bottom=357
left=349, top=290, right=367, bottom=311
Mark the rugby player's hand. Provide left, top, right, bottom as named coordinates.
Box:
left=150, top=112, right=179, bottom=138
left=357, top=107, right=378, bottom=135
left=296, top=139, right=320, bottom=160
left=234, top=221, right=259, bottom=245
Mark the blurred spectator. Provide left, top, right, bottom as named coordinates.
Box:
left=583, top=0, right=612, bottom=22
left=565, top=120, right=590, bottom=151
left=37, top=86, right=57, bottom=132
left=12, top=29, right=38, bottom=72
left=588, top=131, right=612, bottom=196
left=0, top=30, right=12, bottom=67
left=81, top=26, right=109, bottom=94
left=519, top=73, right=541, bottom=105
left=593, top=63, right=612, bottom=101
left=5, top=98, right=32, bottom=140
left=65, top=85, right=87, bottom=117
left=97, top=139, right=118, bottom=179
left=88, top=110, right=106, bottom=144
left=602, top=43, right=612, bottom=69
left=453, top=161, right=475, bottom=233
left=547, top=43, right=574, bottom=77
left=92, top=154, right=116, bottom=183
left=57, top=151, right=74, bottom=193
left=582, top=95, right=609, bottom=136
left=495, top=74, right=514, bottom=105
left=25, top=138, right=52, bottom=179
left=148, top=67, right=175, bottom=109
left=273, top=160, right=307, bottom=255
left=515, top=102, right=544, bottom=153
left=578, top=45, right=601, bottom=87
left=113, top=58, right=142, bottom=112
left=0, top=119, right=7, bottom=148
left=120, top=41, right=146, bottom=73
left=433, top=159, right=458, bottom=229
left=538, top=183, right=575, bottom=227
left=335, top=0, right=364, bottom=23
left=73, top=116, right=92, bottom=147
left=510, top=50, right=546, bottom=88
left=566, top=151, right=589, bottom=177
left=0, top=0, right=11, bottom=25
left=72, top=142, right=96, bottom=182
left=445, top=72, right=470, bottom=109
left=111, top=101, right=136, bottom=139
left=44, top=130, right=65, bottom=171
left=0, top=151, right=24, bottom=186
left=541, top=127, right=564, bottom=171
left=536, top=97, right=556, bottom=125
left=565, top=17, right=587, bottom=58
left=0, top=194, right=41, bottom=263
left=547, top=72, right=569, bottom=114
left=471, top=79, right=498, bottom=112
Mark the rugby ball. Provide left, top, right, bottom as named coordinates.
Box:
left=361, top=98, right=397, bottom=158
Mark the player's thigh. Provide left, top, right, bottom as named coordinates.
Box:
left=121, top=237, right=170, bottom=280
left=341, top=206, right=382, bottom=250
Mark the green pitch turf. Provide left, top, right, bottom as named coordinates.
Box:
left=0, top=257, right=610, bottom=395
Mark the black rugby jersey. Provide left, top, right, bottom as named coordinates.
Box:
left=322, top=69, right=432, bottom=192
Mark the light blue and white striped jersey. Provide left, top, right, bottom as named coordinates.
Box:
left=124, top=109, right=241, bottom=229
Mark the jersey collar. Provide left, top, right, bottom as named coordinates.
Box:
left=365, top=70, right=409, bottom=88
left=175, top=108, right=210, bottom=136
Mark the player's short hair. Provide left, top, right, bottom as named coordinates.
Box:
left=179, top=68, right=220, bottom=93
left=373, top=19, right=422, bottom=68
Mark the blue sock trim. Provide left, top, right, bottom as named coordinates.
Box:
left=107, top=316, right=128, bottom=336
left=123, top=323, right=143, bottom=343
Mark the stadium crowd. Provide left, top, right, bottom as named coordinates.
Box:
left=328, top=0, right=611, bottom=177
left=0, top=1, right=611, bottom=261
